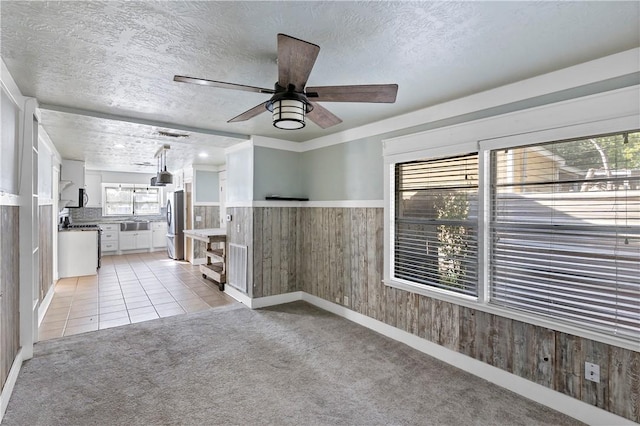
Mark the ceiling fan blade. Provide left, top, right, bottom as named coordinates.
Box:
left=174, top=75, right=275, bottom=94
left=277, top=34, right=320, bottom=92
left=228, top=102, right=268, bottom=123
left=307, top=103, right=343, bottom=129
left=306, top=84, right=398, bottom=103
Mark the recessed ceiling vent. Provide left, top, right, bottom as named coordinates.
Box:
left=158, top=130, right=189, bottom=138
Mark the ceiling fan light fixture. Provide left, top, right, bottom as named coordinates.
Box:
left=267, top=91, right=313, bottom=130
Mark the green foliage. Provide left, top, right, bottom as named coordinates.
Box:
left=434, top=191, right=471, bottom=288
left=551, top=131, right=640, bottom=170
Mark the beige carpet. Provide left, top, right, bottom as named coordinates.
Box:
left=2, top=301, right=582, bottom=425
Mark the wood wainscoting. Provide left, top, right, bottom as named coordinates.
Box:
left=192, top=206, right=220, bottom=260
left=38, top=205, right=53, bottom=303
left=0, top=206, right=20, bottom=392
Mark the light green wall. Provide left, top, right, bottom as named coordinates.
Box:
left=226, top=146, right=253, bottom=203
left=195, top=170, right=219, bottom=203
left=253, top=146, right=304, bottom=200
left=300, top=137, right=383, bottom=201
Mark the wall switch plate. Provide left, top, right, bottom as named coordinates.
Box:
left=236, top=224, right=240, bottom=232
left=344, top=296, right=349, bottom=306
left=585, top=362, right=600, bottom=383
left=195, top=215, right=202, bottom=222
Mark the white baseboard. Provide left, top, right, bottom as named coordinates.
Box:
left=191, top=258, right=206, bottom=266
left=300, top=293, right=634, bottom=426
left=38, top=282, right=56, bottom=326
left=0, top=348, right=24, bottom=423
left=223, top=287, right=304, bottom=309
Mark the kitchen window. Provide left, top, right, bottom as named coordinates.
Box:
left=103, top=184, right=161, bottom=216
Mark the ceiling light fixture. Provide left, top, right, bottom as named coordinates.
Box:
left=265, top=85, right=313, bottom=130
left=198, top=152, right=208, bottom=158
left=151, top=145, right=172, bottom=186
left=114, top=143, right=125, bottom=149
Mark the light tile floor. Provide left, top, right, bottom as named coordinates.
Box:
left=39, top=251, right=237, bottom=341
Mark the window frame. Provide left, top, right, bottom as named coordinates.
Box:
left=383, top=86, right=640, bottom=351
left=102, top=183, right=162, bottom=217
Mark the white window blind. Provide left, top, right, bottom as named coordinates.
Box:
left=490, top=131, right=640, bottom=341
left=394, top=154, right=479, bottom=296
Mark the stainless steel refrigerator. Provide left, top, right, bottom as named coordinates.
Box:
left=166, top=190, right=185, bottom=260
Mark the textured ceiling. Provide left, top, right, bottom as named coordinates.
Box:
left=2, top=1, right=639, bottom=170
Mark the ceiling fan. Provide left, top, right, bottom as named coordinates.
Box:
left=174, top=33, right=398, bottom=130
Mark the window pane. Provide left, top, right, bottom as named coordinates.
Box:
left=394, top=153, right=479, bottom=296
left=490, top=131, right=640, bottom=342
left=133, top=187, right=160, bottom=215
left=104, top=187, right=133, bottom=215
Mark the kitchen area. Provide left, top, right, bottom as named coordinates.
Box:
left=41, top=157, right=232, bottom=340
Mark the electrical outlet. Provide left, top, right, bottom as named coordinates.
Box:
left=195, top=215, right=202, bottom=222
left=344, top=296, right=349, bottom=306
left=585, top=362, right=600, bottom=383
left=236, top=224, right=241, bottom=232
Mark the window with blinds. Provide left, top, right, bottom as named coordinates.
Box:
left=394, top=154, right=479, bottom=296
left=490, top=131, right=640, bottom=341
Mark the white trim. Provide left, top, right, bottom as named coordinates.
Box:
left=227, top=200, right=385, bottom=208
left=191, top=258, right=206, bottom=266
left=383, top=86, right=639, bottom=159
left=223, top=284, right=253, bottom=306
left=38, top=198, right=54, bottom=206
left=224, top=139, right=254, bottom=155
left=300, top=293, right=635, bottom=426
left=191, top=164, right=224, bottom=172
left=225, top=201, right=255, bottom=208
left=0, top=193, right=20, bottom=206
left=0, top=348, right=24, bottom=423
left=193, top=201, right=220, bottom=207
left=38, top=281, right=56, bottom=326
left=304, top=48, right=640, bottom=152
left=252, top=135, right=305, bottom=152
left=37, top=124, right=61, bottom=163
left=223, top=286, right=304, bottom=309
left=1, top=59, right=26, bottom=107
left=303, top=200, right=384, bottom=208
left=251, top=292, right=304, bottom=309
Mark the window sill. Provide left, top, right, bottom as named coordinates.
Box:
left=384, top=278, right=639, bottom=352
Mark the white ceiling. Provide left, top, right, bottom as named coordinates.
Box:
left=2, top=1, right=639, bottom=172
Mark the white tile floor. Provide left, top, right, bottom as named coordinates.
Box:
left=39, top=251, right=236, bottom=341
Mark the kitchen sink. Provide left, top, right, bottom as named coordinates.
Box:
left=120, top=221, right=150, bottom=231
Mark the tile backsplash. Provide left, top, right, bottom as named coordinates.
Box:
left=70, top=207, right=166, bottom=223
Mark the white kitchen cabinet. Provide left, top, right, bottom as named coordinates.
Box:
left=59, top=230, right=98, bottom=277
left=85, top=172, right=102, bottom=207
left=100, top=223, right=119, bottom=253
left=152, top=221, right=167, bottom=249
left=119, top=230, right=151, bottom=251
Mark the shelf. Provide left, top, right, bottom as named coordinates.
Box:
left=265, top=196, right=309, bottom=201
left=206, top=248, right=225, bottom=262
left=200, top=263, right=226, bottom=287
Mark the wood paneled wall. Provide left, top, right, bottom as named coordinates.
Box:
left=252, top=207, right=300, bottom=298
left=249, top=206, right=638, bottom=422
left=193, top=206, right=220, bottom=259
left=38, top=205, right=53, bottom=302
left=0, top=206, right=20, bottom=392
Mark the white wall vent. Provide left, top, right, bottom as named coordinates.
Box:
left=228, top=243, right=248, bottom=293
